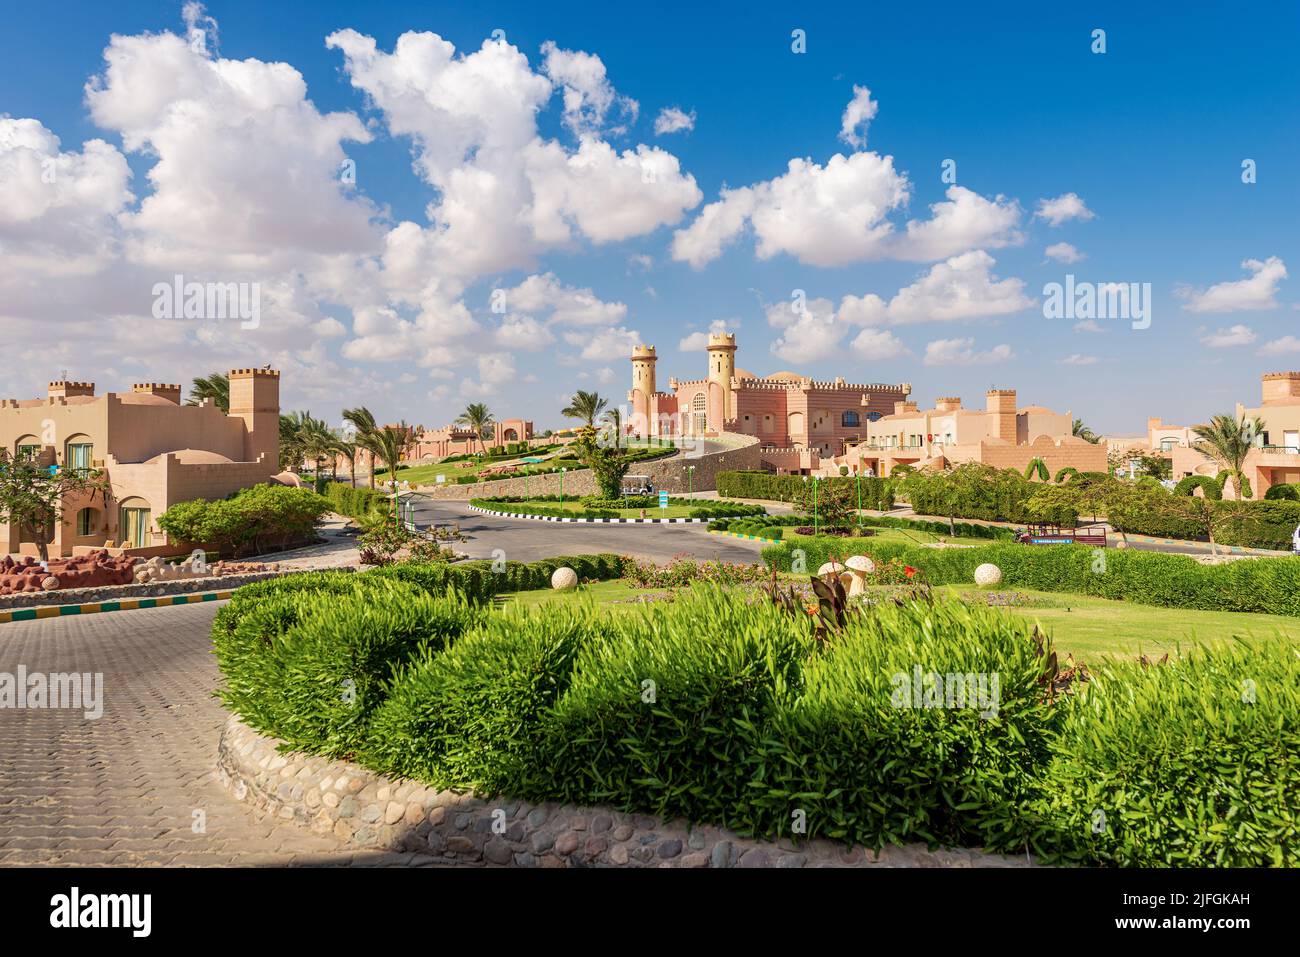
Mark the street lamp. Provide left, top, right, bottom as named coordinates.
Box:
left=560, top=467, right=567, bottom=508
left=687, top=464, right=696, bottom=495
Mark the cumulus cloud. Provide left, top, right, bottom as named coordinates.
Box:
left=563, top=325, right=641, bottom=361
left=541, top=40, right=638, bottom=135
left=1034, top=192, right=1095, bottom=227
left=1199, top=324, right=1257, bottom=347
left=922, top=337, right=1014, bottom=366
left=1179, top=257, right=1287, bottom=313
left=1057, top=354, right=1099, bottom=365
left=837, top=251, right=1032, bottom=325
left=679, top=318, right=738, bottom=352
left=1045, top=242, right=1084, bottom=263
left=849, top=328, right=909, bottom=360
left=654, top=106, right=695, bottom=135
left=671, top=90, right=1022, bottom=269
left=1258, top=335, right=1300, bottom=355
left=502, top=272, right=627, bottom=326
left=838, top=85, right=878, bottom=149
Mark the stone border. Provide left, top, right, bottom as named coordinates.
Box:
left=468, top=504, right=750, bottom=525
left=708, top=528, right=783, bottom=546
left=217, top=714, right=1033, bottom=869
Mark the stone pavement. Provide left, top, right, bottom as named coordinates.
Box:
left=0, top=601, right=399, bottom=866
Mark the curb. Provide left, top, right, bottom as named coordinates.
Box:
left=708, top=528, right=783, bottom=546
left=469, top=504, right=719, bottom=524
left=0, top=588, right=235, bottom=624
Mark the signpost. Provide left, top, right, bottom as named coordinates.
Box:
left=658, top=489, right=669, bottom=511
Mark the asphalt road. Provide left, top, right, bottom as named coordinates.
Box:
left=408, top=495, right=768, bottom=564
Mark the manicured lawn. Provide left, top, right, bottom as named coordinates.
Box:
left=784, top=527, right=993, bottom=548
left=495, top=577, right=1300, bottom=662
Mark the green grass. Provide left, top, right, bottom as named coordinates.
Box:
left=785, top=527, right=992, bottom=547
left=496, top=578, right=1300, bottom=662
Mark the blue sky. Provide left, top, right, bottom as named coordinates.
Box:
left=1, top=0, right=1296, bottom=433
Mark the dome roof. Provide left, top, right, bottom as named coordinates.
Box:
left=144, top=448, right=235, bottom=465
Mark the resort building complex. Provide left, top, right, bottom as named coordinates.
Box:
left=0, top=370, right=282, bottom=556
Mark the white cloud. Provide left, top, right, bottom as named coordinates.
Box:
left=922, top=337, right=1014, bottom=366
left=654, top=106, right=695, bottom=136
left=1034, top=193, right=1095, bottom=227
left=564, top=325, right=641, bottom=361
left=892, top=187, right=1023, bottom=260
left=769, top=308, right=844, bottom=364
left=837, top=251, right=1032, bottom=325
left=494, top=315, right=556, bottom=350
left=849, top=328, right=909, bottom=360
left=838, top=85, right=878, bottom=149
left=504, top=272, right=627, bottom=326
left=1179, top=257, right=1287, bottom=314
left=1199, top=324, right=1257, bottom=348
left=1073, top=319, right=1104, bottom=333
left=541, top=40, right=638, bottom=135
left=1045, top=242, right=1084, bottom=264
left=1057, top=354, right=1099, bottom=365
left=1258, top=335, right=1300, bottom=355
left=679, top=318, right=738, bottom=351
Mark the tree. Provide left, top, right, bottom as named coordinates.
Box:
left=0, top=453, right=109, bottom=563
left=336, top=440, right=359, bottom=488
left=791, top=478, right=857, bottom=529
left=187, top=372, right=230, bottom=412
left=278, top=412, right=312, bottom=473
left=1024, top=457, right=1049, bottom=481
left=342, top=407, right=380, bottom=488
left=600, top=407, right=623, bottom=450
left=562, top=391, right=608, bottom=430
left=1191, top=413, right=1264, bottom=501
left=1072, top=418, right=1100, bottom=444
left=373, top=422, right=415, bottom=488
left=571, top=425, right=633, bottom=499
left=455, top=403, right=495, bottom=456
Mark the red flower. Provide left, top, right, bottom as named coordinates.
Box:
left=904, top=566, right=917, bottom=579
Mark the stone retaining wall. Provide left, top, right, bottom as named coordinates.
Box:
left=218, top=715, right=1032, bottom=869
left=0, top=569, right=302, bottom=611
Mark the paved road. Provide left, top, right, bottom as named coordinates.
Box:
left=411, top=496, right=768, bottom=564
left=0, top=511, right=767, bottom=866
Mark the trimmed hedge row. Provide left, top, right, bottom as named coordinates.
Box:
left=713, top=513, right=1015, bottom=542
left=322, top=482, right=391, bottom=525
left=760, top=538, right=1300, bottom=617
left=156, top=483, right=330, bottom=557
left=470, top=496, right=766, bottom=521
left=717, top=470, right=894, bottom=509
left=214, top=581, right=1298, bottom=865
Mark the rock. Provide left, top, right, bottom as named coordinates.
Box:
left=680, top=852, right=710, bottom=868
left=974, top=563, right=1002, bottom=587
left=384, top=801, right=405, bottom=825
left=657, top=839, right=683, bottom=859
left=526, top=808, right=548, bottom=827
left=551, top=566, right=578, bottom=590
left=711, top=842, right=732, bottom=869
left=612, top=824, right=634, bottom=842
left=591, top=814, right=613, bottom=833
left=484, top=839, right=514, bottom=865
left=530, top=832, right=554, bottom=854
left=738, top=849, right=770, bottom=868
left=554, top=831, right=580, bottom=855
left=609, top=844, right=630, bottom=865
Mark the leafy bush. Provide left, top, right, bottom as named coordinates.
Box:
left=1174, top=475, right=1222, bottom=499
left=322, top=482, right=390, bottom=525
left=621, top=555, right=770, bottom=588
left=364, top=553, right=627, bottom=602
left=1026, top=639, right=1300, bottom=866
left=157, top=483, right=329, bottom=557
left=470, top=496, right=763, bottom=520
left=717, top=470, right=894, bottom=509
left=761, top=538, right=1300, bottom=616
left=1264, top=483, right=1300, bottom=501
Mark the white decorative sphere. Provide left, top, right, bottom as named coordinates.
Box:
left=551, top=566, right=579, bottom=591
left=974, top=563, right=1003, bottom=587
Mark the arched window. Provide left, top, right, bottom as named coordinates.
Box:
left=14, top=435, right=41, bottom=461
left=76, top=507, right=99, bottom=537
left=118, top=498, right=152, bottom=548
left=65, top=434, right=94, bottom=472
left=841, top=410, right=860, bottom=428
left=866, top=410, right=883, bottom=422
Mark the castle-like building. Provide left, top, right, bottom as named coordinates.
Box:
left=628, top=333, right=911, bottom=472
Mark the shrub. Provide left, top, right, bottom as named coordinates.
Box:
left=760, top=538, right=1300, bottom=616
left=1174, top=475, right=1222, bottom=499
left=157, top=483, right=329, bottom=557
left=366, top=601, right=608, bottom=793
left=1027, top=639, right=1300, bottom=866
left=322, top=482, right=390, bottom=525
left=759, top=599, right=1060, bottom=850
left=717, top=471, right=893, bottom=510
left=362, top=553, right=627, bottom=602
left=1264, top=483, right=1300, bottom=501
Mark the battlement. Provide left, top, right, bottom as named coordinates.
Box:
left=230, top=368, right=280, bottom=378
left=49, top=381, right=94, bottom=389
left=631, top=345, right=658, bottom=359
left=706, top=332, right=737, bottom=350
left=132, top=383, right=182, bottom=391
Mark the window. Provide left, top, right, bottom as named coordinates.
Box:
left=76, top=508, right=97, bottom=537
left=866, top=411, right=883, bottom=422
left=1159, top=438, right=1175, bottom=452
left=67, top=442, right=93, bottom=471
left=120, top=507, right=151, bottom=548
left=17, top=444, right=41, bottom=461
left=841, top=410, right=860, bottom=428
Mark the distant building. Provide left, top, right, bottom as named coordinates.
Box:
left=1169, top=371, right=1300, bottom=494
left=628, top=333, right=910, bottom=474
left=1, top=370, right=281, bottom=556
left=830, top=389, right=1106, bottom=478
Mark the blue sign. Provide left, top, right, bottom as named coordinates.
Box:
left=658, top=490, right=669, bottom=509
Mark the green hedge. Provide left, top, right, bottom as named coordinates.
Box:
left=760, top=538, right=1300, bottom=617
left=1173, top=475, right=1222, bottom=499
left=1264, top=483, right=1300, bottom=501
left=156, top=483, right=329, bottom=557
left=713, top=512, right=1014, bottom=542
left=471, top=496, right=765, bottom=521
left=321, top=482, right=391, bottom=525
left=1027, top=638, right=1299, bottom=866
left=717, top=470, right=894, bottom=509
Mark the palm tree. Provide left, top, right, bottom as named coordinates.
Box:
left=279, top=411, right=315, bottom=472
left=1023, top=457, right=1049, bottom=482
left=1071, top=418, right=1100, bottom=444
left=343, top=407, right=380, bottom=488
left=373, top=421, right=415, bottom=488
left=562, top=390, right=608, bottom=431
left=336, top=440, right=358, bottom=488
left=1191, top=413, right=1265, bottom=500
left=187, top=373, right=230, bottom=412
left=601, top=407, right=623, bottom=449
left=455, top=403, right=495, bottom=456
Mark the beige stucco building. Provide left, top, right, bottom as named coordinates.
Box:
left=1, top=370, right=280, bottom=556
left=827, top=388, right=1106, bottom=478
left=1170, top=371, right=1300, bottom=494
left=629, top=333, right=910, bottom=474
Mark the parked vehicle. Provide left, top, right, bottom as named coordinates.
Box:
left=1016, top=523, right=1108, bottom=547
